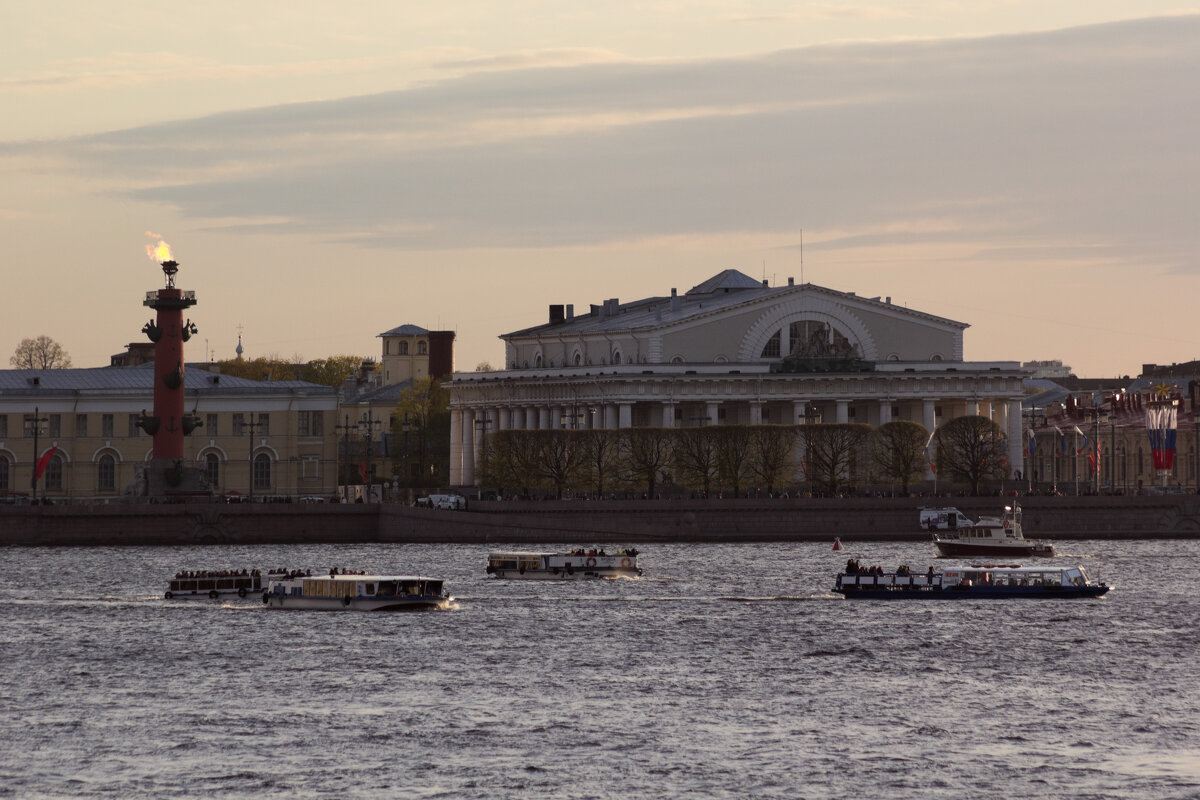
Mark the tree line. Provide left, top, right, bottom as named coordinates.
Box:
left=476, top=416, right=1010, bottom=497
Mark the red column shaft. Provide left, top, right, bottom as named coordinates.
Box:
left=152, top=289, right=186, bottom=459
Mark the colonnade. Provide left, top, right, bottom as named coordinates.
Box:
left=449, top=396, right=1024, bottom=487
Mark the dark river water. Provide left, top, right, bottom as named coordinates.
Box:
left=1, top=538, right=1197, bottom=800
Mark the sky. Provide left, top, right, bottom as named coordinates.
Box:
left=2, top=1, right=1198, bottom=379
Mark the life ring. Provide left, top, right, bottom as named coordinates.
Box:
left=237, top=587, right=247, bottom=598
left=342, top=596, right=352, bottom=606
left=620, top=557, right=632, bottom=569
left=586, top=557, right=597, bottom=567
left=164, top=591, right=173, bottom=599
left=209, top=590, right=219, bottom=599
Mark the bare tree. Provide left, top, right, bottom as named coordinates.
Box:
left=714, top=425, right=754, bottom=496
left=748, top=425, right=798, bottom=495
left=672, top=426, right=719, bottom=496
left=869, top=420, right=930, bottom=495
left=580, top=428, right=620, bottom=497
left=621, top=428, right=673, bottom=497
left=803, top=423, right=872, bottom=495
left=11, top=336, right=72, bottom=369
left=934, top=415, right=1009, bottom=495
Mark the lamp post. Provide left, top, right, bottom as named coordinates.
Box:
left=336, top=414, right=355, bottom=503
left=24, top=407, right=48, bottom=504
left=401, top=414, right=411, bottom=504
left=244, top=415, right=262, bottom=502
left=359, top=410, right=382, bottom=503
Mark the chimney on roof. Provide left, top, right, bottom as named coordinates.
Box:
left=670, top=288, right=681, bottom=313
left=549, top=304, right=565, bottom=325
left=762, top=279, right=768, bottom=287
left=566, top=304, right=574, bottom=320
left=788, top=277, right=794, bottom=286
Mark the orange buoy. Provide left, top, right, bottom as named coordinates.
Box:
left=832, top=537, right=842, bottom=551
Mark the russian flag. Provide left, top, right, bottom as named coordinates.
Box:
left=1073, top=425, right=1089, bottom=455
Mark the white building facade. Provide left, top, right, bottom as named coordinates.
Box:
left=448, top=270, right=1026, bottom=486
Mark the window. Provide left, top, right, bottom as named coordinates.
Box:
left=418, top=341, right=427, bottom=355
left=253, top=453, right=271, bottom=490
left=233, top=413, right=245, bottom=437
left=573, top=352, right=582, bottom=366
left=298, top=411, right=310, bottom=436
left=258, top=413, right=270, bottom=436
left=98, top=454, right=115, bottom=491
left=302, top=455, right=320, bottom=479
left=0, top=457, right=8, bottom=490
left=76, top=414, right=88, bottom=437
left=49, top=415, right=61, bottom=438
left=45, top=455, right=63, bottom=491
left=101, top=414, right=114, bottom=438
left=310, top=412, right=323, bottom=436
left=128, top=414, right=140, bottom=437
left=205, top=453, right=220, bottom=489
left=0, top=415, right=6, bottom=438
left=399, top=341, right=409, bottom=355
left=206, top=414, right=219, bottom=436
left=760, top=331, right=781, bottom=358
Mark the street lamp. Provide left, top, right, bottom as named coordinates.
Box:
left=359, top=410, right=382, bottom=503
left=401, top=414, right=411, bottom=503
left=244, top=414, right=262, bottom=502
left=24, top=407, right=48, bottom=504
left=335, top=414, right=355, bottom=503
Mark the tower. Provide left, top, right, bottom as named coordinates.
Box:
left=138, top=259, right=204, bottom=494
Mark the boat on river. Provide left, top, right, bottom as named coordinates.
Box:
left=165, top=569, right=280, bottom=600
left=931, top=504, right=1055, bottom=558
left=263, top=572, right=452, bottom=611
left=486, top=549, right=642, bottom=579
left=834, top=563, right=1109, bottom=599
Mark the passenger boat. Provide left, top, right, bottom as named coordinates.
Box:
left=263, top=572, right=451, bottom=611
left=932, top=504, right=1055, bottom=558
left=834, top=563, right=1109, bottom=599
left=164, top=569, right=278, bottom=600
left=486, top=549, right=642, bottom=579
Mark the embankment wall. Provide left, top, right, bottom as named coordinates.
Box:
left=3, top=494, right=1200, bottom=546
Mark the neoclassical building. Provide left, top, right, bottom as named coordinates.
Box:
left=448, top=270, right=1026, bottom=486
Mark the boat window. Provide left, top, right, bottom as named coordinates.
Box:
left=425, top=581, right=443, bottom=595
left=378, top=581, right=397, bottom=595
left=198, top=580, right=215, bottom=590
left=401, top=581, right=420, bottom=595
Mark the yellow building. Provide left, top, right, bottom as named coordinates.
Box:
left=0, top=365, right=339, bottom=502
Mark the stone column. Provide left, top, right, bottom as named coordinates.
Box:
left=705, top=401, right=719, bottom=427
left=461, top=409, right=476, bottom=486
left=878, top=400, right=892, bottom=426
left=1007, top=399, right=1024, bottom=475
left=449, top=408, right=464, bottom=486
left=604, top=404, right=618, bottom=429
left=965, top=400, right=980, bottom=416
left=662, top=401, right=676, bottom=428
left=923, top=399, right=936, bottom=434
left=538, top=407, right=550, bottom=430
left=498, top=408, right=511, bottom=431
left=618, top=403, right=633, bottom=429
left=836, top=400, right=849, bottom=424
left=748, top=401, right=762, bottom=426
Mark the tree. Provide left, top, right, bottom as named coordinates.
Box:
left=474, top=361, right=495, bottom=372
left=10, top=336, right=72, bottom=369
left=869, top=420, right=930, bottom=495
left=748, top=425, right=798, bottom=495
left=621, top=428, right=673, bottom=497
left=672, top=426, right=719, bottom=496
left=393, top=377, right=450, bottom=486
left=302, top=355, right=367, bottom=388
left=934, top=415, right=1009, bottom=495
left=803, top=423, right=872, bottom=495
left=713, top=425, right=754, bottom=496
left=580, top=428, right=620, bottom=498
left=530, top=430, right=588, bottom=498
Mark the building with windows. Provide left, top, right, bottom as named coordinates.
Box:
left=0, top=365, right=338, bottom=502
left=448, top=270, right=1027, bottom=486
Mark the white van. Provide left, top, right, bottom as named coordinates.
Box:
left=919, top=507, right=973, bottom=531
left=418, top=494, right=466, bottom=510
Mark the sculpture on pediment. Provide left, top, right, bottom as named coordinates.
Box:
left=772, top=321, right=873, bottom=373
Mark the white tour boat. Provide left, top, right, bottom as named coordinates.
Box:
left=263, top=572, right=452, bottom=611
left=165, top=569, right=280, bottom=600
left=486, top=549, right=642, bottom=579
left=835, top=563, right=1109, bottom=599
left=931, top=504, right=1055, bottom=558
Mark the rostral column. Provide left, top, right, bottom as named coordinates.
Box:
left=139, top=259, right=202, bottom=490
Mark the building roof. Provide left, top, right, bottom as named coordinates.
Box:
left=378, top=325, right=429, bottom=337
left=341, top=378, right=413, bottom=406
left=502, top=269, right=966, bottom=340
left=0, top=364, right=336, bottom=396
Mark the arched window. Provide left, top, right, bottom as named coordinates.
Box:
left=573, top=352, right=582, bottom=366
left=0, top=456, right=8, bottom=491
left=98, top=454, right=115, bottom=491
left=45, top=454, right=64, bottom=491
left=253, top=453, right=272, bottom=490
left=534, top=353, right=543, bottom=368
left=760, top=330, right=781, bottom=358
left=418, top=341, right=427, bottom=355
left=205, top=453, right=220, bottom=489
left=670, top=355, right=684, bottom=364
left=612, top=349, right=622, bottom=365
left=399, top=341, right=409, bottom=355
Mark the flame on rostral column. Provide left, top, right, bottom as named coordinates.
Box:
left=144, top=230, right=172, bottom=262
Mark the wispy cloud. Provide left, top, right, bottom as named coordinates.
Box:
left=17, top=16, right=1200, bottom=272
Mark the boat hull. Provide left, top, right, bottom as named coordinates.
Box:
left=933, top=541, right=1053, bottom=558
left=263, top=596, right=450, bottom=611
left=837, top=585, right=1108, bottom=599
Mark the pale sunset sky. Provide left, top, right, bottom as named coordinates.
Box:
left=2, top=2, right=1197, bottom=378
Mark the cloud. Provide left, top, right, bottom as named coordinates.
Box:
left=20, top=15, right=1200, bottom=271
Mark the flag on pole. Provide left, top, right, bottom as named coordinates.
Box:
left=924, top=429, right=937, bottom=473
left=1146, top=403, right=1178, bottom=471
left=1072, top=425, right=1089, bottom=455
left=1026, top=428, right=1036, bottom=456
left=35, top=446, right=58, bottom=479
left=1054, top=425, right=1066, bottom=454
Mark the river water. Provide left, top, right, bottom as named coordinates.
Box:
left=1, top=539, right=1197, bottom=800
